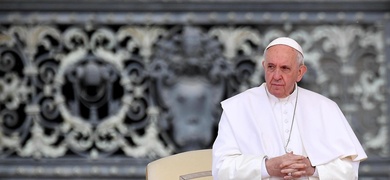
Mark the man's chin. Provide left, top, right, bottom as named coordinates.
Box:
left=270, top=90, right=286, bottom=98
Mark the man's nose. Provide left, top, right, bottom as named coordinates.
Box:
left=273, top=68, right=282, bottom=79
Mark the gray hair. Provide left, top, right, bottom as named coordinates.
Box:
left=263, top=48, right=305, bottom=66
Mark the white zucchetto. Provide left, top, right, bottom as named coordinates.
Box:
left=265, top=37, right=304, bottom=57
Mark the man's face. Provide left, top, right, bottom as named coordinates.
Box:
left=262, top=45, right=306, bottom=98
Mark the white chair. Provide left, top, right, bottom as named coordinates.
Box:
left=146, top=149, right=212, bottom=180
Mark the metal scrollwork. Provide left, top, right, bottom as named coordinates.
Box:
left=0, top=19, right=388, bottom=179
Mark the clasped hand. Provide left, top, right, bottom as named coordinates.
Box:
left=265, top=152, right=315, bottom=179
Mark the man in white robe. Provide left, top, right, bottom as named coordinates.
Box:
left=212, top=37, right=367, bottom=179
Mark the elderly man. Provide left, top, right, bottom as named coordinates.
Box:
left=212, top=37, right=367, bottom=179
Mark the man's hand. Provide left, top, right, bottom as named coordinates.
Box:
left=265, top=152, right=315, bottom=179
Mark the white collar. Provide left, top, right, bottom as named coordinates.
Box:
left=264, top=83, right=298, bottom=107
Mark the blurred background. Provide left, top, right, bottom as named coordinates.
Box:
left=0, top=0, right=389, bottom=179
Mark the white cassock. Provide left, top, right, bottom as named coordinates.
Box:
left=212, top=83, right=367, bottom=180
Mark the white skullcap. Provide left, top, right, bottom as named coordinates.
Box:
left=265, top=37, right=304, bottom=57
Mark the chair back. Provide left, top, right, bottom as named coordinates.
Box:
left=146, top=149, right=212, bottom=180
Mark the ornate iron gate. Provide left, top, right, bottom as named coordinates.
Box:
left=0, top=0, right=389, bottom=179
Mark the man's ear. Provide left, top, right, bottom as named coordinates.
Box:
left=296, top=65, right=307, bottom=82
